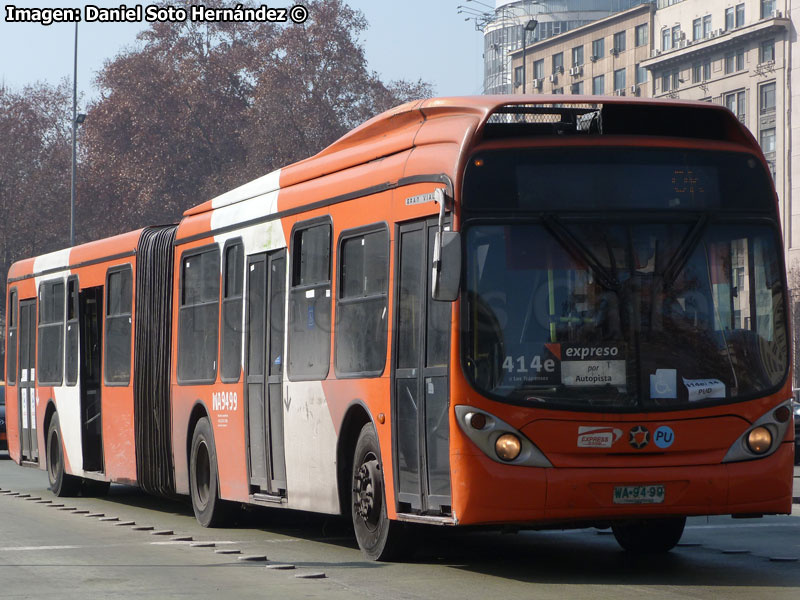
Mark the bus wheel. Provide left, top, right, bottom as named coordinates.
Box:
left=611, top=517, right=686, bottom=553
left=351, top=423, right=407, bottom=561
left=46, top=414, right=80, bottom=497
left=189, top=417, right=231, bottom=527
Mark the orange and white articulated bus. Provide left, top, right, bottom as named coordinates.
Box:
left=4, top=97, right=795, bottom=560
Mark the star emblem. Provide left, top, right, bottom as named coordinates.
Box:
left=629, top=425, right=649, bottom=449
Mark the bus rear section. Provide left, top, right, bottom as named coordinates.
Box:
left=443, top=101, right=793, bottom=554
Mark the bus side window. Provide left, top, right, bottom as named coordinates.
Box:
left=177, top=246, right=220, bottom=384
left=335, top=225, right=389, bottom=377
left=7, top=288, right=17, bottom=385
left=65, top=276, right=79, bottom=386
left=220, top=240, right=244, bottom=383
left=38, top=279, right=65, bottom=386
left=288, top=219, right=332, bottom=381
left=105, top=265, right=133, bottom=386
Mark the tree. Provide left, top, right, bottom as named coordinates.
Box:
left=0, top=81, right=73, bottom=304
left=78, top=0, right=433, bottom=240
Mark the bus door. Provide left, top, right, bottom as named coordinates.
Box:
left=79, top=286, right=104, bottom=472
left=18, top=299, right=37, bottom=463
left=393, top=217, right=452, bottom=514
left=245, top=250, right=288, bottom=497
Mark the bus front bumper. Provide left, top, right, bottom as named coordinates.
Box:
left=450, top=442, right=794, bottom=526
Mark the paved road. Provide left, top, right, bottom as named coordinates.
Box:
left=0, top=454, right=799, bottom=600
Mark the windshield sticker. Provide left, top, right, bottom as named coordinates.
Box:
left=629, top=425, right=650, bottom=449
left=577, top=426, right=623, bottom=448
left=682, top=377, right=725, bottom=401
left=653, top=425, right=675, bottom=448
left=650, top=369, right=677, bottom=399
left=560, top=345, right=625, bottom=386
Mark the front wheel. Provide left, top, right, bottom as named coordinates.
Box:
left=189, top=417, right=231, bottom=527
left=351, top=423, right=408, bottom=561
left=47, top=414, right=81, bottom=497
left=611, top=517, right=686, bottom=553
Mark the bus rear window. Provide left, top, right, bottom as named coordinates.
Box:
left=463, top=148, right=774, bottom=213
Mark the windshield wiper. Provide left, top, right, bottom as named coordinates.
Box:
left=661, top=214, right=709, bottom=285
left=542, top=214, right=620, bottom=291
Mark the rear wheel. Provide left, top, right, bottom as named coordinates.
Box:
left=611, top=517, right=686, bottom=553
left=351, top=423, right=408, bottom=561
left=47, top=414, right=80, bottom=497
left=189, top=417, right=231, bottom=527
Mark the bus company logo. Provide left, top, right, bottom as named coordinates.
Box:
left=577, top=426, right=623, bottom=448
left=653, top=425, right=675, bottom=449
left=629, top=425, right=650, bottom=449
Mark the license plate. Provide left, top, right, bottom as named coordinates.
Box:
left=613, top=484, right=665, bottom=504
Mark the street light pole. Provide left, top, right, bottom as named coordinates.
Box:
left=521, top=19, right=538, bottom=94
left=70, top=22, right=77, bottom=247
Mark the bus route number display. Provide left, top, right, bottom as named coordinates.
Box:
left=502, top=344, right=625, bottom=387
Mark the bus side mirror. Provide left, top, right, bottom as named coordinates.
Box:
left=432, top=230, right=461, bottom=302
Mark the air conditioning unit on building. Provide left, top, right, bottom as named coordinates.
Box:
left=610, top=48, right=619, bottom=56
left=614, top=89, right=626, bottom=96
left=774, top=10, right=782, bottom=18
left=532, top=78, right=542, bottom=89
left=549, top=74, right=556, bottom=83
left=652, top=49, right=662, bottom=57
left=710, top=30, right=718, bottom=38
left=715, top=29, right=724, bottom=36
left=630, top=85, right=640, bottom=96
left=679, top=40, right=687, bottom=48
left=590, top=55, right=598, bottom=62
left=557, top=65, right=564, bottom=74
left=570, top=66, right=583, bottom=76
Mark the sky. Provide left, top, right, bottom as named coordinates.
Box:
left=0, top=0, right=489, bottom=105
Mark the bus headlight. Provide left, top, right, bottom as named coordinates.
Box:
left=746, top=427, right=772, bottom=454
left=495, top=434, right=521, bottom=461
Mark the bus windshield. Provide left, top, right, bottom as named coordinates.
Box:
left=462, top=152, right=788, bottom=411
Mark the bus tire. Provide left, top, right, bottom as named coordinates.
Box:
left=46, top=413, right=81, bottom=497
left=189, top=417, right=231, bottom=528
left=351, top=423, right=407, bottom=561
left=611, top=517, right=686, bottom=553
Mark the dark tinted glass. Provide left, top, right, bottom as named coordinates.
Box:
left=105, top=266, right=133, bottom=385
left=426, top=227, right=450, bottom=367
left=221, top=242, right=244, bottom=382
left=178, top=248, right=220, bottom=383
left=65, top=278, right=78, bottom=386
left=463, top=148, right=775, bottom=213
left=396, top=229, right=424, bottom=370
left=38, top=280, right=65, bottom=385
left=7, top=289, right=17, bottom=385
left=293, top=224, right=330, bottom=286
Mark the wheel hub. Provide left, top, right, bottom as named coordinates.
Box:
left=353, top=458, right=382, bottom=529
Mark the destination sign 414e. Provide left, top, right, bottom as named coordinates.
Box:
left=502, top=344, right=626, bottom=387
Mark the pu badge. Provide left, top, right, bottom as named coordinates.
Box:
left=629, top=425, right=650, bottom=449
left=577, top=426, right=623, bottom=448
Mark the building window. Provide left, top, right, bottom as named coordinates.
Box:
left=553, top=87, right=564, bottom=94
left=672, top=26, right=681, bottom=48
left=635, top=64, right=647, bottom=85
left=614, top=68, right=626, bottom=91
left=572, top=45, right=584, bottom=66
left=693, top=18, right=701, bottom=41
left=570, top=81, right=584, bottom=94
left=592, top=37, right=605, bottom=59
left=672, top=70, right=680, bottom=90
left=725, top=49, right=744, bottom=74
left=760, top=127, right=776, bottom=154
left=724, top=90, right=746, bottom=123
left=661, top=28, right=670, bottom=51
left=38, top=279, right=65, bottom=385
left=514, top=66, right=523, bottom=87
left=288, top=219, right=332, bottom=381
left=761, top=0, right=775, bottom=18
left=760, top=39, right=775, bottom=63
left=552, top=52, right=563, bottom=74
left=703, top=60, right=711, bottom=80
left=662, top=72, right=671, bottom=92
left=533, top=58, right=544, bottom=80
left=220, top=240, right=244, bottom=383
left=703, top=15, right=712, bottom=38
left=592, top=74, right=604, bottom=95
left=736, top=3, right=745, bottom=27
left=178, top=249, right=218, bottom=384
left=105, top=265, right=134, bottom=385
left=635, top=23, right=648, bottom=47
left=335, top=226, right=389, bottom=376
left=725, top=7, right=734, bottom=30
left=613, top=31, right=626, bottom=52
left=692, top=63, right=702, bottom=83
left=760, top=81, right=776, bottom=113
